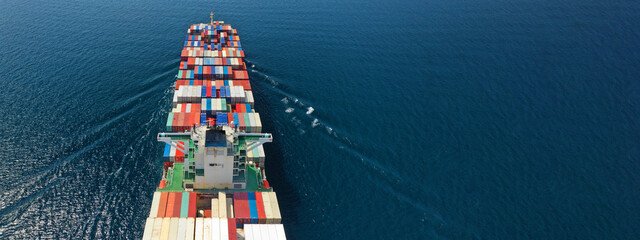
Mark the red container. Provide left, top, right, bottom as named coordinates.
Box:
left=255, top=192, right=266, bottom=224
left=165, top=192, right=176, bottom=217
left=204, top=210, right=212, bottom=218
left=176, top=80, right=187, bottom=90
left=187, top=58, right=195, bottom=67
left=172, top=113, right=179, bottom=132
left=204, top=66, right=211, bottom=78
left=188, top=192, right=197, bottom=218
left=228, top=113, right=234, bottom=126
left=158, top=192, right=168, bottom=217
left=194, top=66, right=202, bottom=78
left=239, top=114, right=245, bottom=132
left=233, top=70, right=248, bottom=79
left=228, top=218, right=237, bottom=240
left=234, top=192, right=250, bottom=225
left=175, top=141, right=185, bottom=162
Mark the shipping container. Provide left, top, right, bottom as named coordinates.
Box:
left=152, top=217, right=163, bottom=239
left=158, top=192, right=169, bottom=218
left=160, top=218, right=171, bottom=240
left=211, top=217, right=221, bottom=240
left=177, top=218, right=187, bottom=240
left=143, top=217, right=155, bottom=240
left=268, top=192, right=282, bottom=224
left=169, top=218, right=180, bottom=240
left=195, top=218, right=204, bottom=240
left=211, top=198, right=219, bottom=218
left=227, top=218, right=237, bottom=240
left=150, top=192, right=161, bottom=218
left=219, top=192, right=227, bottom=218
left=262, top=192, right=273, bottom=224
left=188, top=192, right=197, bottom=218
left=186, top=218, right=196, bottom=240
left=248, top=192, right=258, bottom=224
left=204, top=218, right=212, bottom=240
left=256, top=192, right=266, bottom=224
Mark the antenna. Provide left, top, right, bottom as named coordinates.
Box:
left=210, top=12, right=214, bottom=25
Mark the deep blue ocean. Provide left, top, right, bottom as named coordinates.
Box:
left=1, top=0, right=639, bottom=239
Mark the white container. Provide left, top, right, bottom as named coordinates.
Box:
left=267, top=224, right=279, bottom=240
left=218, top=193, right=227, bottom=218
left=186, top=218, right=195, bottom=240
left=258, top=145, right=265, bottom=163
left=195, top=218, right=204, bottom=240
left=262, top=192, right=273, bottom=224
left=168, top=218, right=179, bottom=240
left=150, top=192, right=161, bottom=218
left=142, top=217, right=155, bottom=240
left=254, top=113, right=262, bottom=133
left=275, top=224, right=286, bottom=240
left=203, top=218, right=211, bottom=240
left=220, top=218, right=229, bottom=240
left=160, top=218, right=171, bottom=240
left=177, top=218, right=187, bottom=240
left=244, top=224, right=254, bottom=240
left=211, top=198, right=219, bottom=218
left=152, top=217, right=163, bottom=239
left=269, top=192, right=282, bottom=224
left=211, top=218, right=221, bottom=240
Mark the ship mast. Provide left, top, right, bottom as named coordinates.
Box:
left=210, top=12, right=214, bottom=25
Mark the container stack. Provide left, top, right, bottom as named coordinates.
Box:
left=167, top=21, right=259, bottom=134
left=243, top=224, right=287, bottom=240
left=233, top=192, right=282, bottom=227
left=163, top=142, right=187, bottom=163
left=144, top=191, right=241, bottom=240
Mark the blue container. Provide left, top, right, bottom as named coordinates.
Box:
left=248, top=192, right=258, bottom=223
left=233, top=113, right=239, bottom=126
left=200, top=113, right=207, bottom=125
left=201, top=86, right=206, bottom=97
left=246, top=104, right=252, bottom=113
left=225, top=86, right=231, bottom=97
left=189, top=80, right=194, bottom=86
left=219, top=86, right=226, bottom=98
left=211, top=86, right=217, bottom=98
left=216, top=112, right=228, bottom=126
left=163, top=144, right=171, bottom=162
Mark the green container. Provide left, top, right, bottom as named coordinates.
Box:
left=166, top=112, right=174, bottom=131
left=220, top=98, right=227, bottom=112
left=180, top=192, right=189, bottom=217
left=244, top=113, right=251, bottom=132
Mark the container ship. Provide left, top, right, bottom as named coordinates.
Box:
left=142, top=15, right=287, bottom=240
